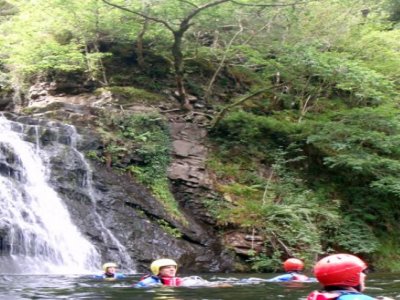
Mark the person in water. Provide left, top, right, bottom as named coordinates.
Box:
left=134, top=258, right=232, bottom=288
left=268, top=258, right=312, bottom=282
left=134, top=258, right=182, bottom=287
left=307, top=253, right=393, bottom=300
left=94, top=262, right=127, bottom=280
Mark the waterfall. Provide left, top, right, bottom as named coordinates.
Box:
left=0, top=114, right=101, bottom=274
left=68, top=125, right=135, bottom=271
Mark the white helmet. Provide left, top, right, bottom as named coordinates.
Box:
left=150, top=259, right=177, bottom=275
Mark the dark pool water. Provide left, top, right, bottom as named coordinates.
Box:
left=0, top=273, right=398, bottom=299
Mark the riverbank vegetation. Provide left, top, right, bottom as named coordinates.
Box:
left=1, top=0, right=400, bottom=271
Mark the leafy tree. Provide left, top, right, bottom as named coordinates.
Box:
left=101, top=0, right=234, bottom=109
left=2, top=0, right=400, bottom=269
left=344, top=28, right=400, bottom=83
left=382, top=0, right=400, bottom=23
left=101, top=0, right=310, bottom=109
left=0, top=0, right=141, bottom=83
left=314, top=107, right=399, bottom=225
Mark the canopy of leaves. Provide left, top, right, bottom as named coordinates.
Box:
left=1, top=0, right=400, bottom=270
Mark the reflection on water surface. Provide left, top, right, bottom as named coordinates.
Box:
left=0, top=273, right=398, bottom=299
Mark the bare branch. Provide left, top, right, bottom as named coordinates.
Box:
left=180, top=0, right=231, bottom=32
left=101, top=0, right=174, bottom=31
left=101, top=0, right=234, bottom=110
left=262, top=171, right=274, bottom=207
left=271, top=231, right=293, bottom=257
left=298, top=94, right=312, bottom=123
left=102, top=0, right=231, bottom=35
left=230, top=0, right=308, bottom=7
left=205, top=21, right=244, bottom=102
left=177, top=0, right=199, bottom=8
left=210, top=85, right=283, bottom=129
left=242, top=11, right=281, bottom=45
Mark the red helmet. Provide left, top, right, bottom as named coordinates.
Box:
left=283, top=258, right=304, bottom=272
left=314, top=254, right=367, bottom=287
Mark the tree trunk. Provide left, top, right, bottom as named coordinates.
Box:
left=172, top=31, right=192, bottom=110
left=210, top=86, right=278, bottom=129
left=135, top=20, right=148, bottom=70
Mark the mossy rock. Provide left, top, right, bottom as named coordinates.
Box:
left=225, top=65, right=261, bottom=87
left=21, top=102, right=66, bottom=115
left=99, top=86, right=165, bottom=106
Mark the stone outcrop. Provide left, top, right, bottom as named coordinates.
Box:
left=168, top=122, right=211, bottom=187
left=1, top=112, right=238, bottom=272
left=168, top=121, right=220, bottom=227
left=0, top=89, right=14, bottom=111
left=0, top=76, right=253, bottom=272
left=224, top=232, right=265, bottom=256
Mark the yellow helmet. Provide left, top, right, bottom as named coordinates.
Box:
left=150, top=259, right=177, bottom=275
left=102, top=262, right=117, bottom=272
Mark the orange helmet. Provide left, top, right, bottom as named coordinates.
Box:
left=283, top=258, right=304, bottom=272
left=314, top=254, right=367, bottom=287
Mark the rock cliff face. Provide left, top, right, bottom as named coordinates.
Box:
left=168, top=122, right=217, bottom=225
left=1, top=80, right=241, bottom=273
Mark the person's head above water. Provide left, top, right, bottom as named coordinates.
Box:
left=102, top=262, right=118, bottom=275
left=314, top=253, right=367, bottom=291
left=283, top=258, right=304, bottom=272
left=150, top=258, right=178, bottom=277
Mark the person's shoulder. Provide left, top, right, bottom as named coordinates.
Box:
left=338, top=294, right=375, bottom=300
left=308, top=290, right=376, bottom=300
left=267, top=273, right=294, bottom=282
left=307, top=290, right=339, bottom=300
left=292, top=273, right=313, bottom=282
left=134, top=275, right=162, bottom=288
left=114, top=273, right=127, bottom=279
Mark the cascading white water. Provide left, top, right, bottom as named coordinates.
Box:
left=68, top=125, right=136, bottom=271
left=0, top=115, right=101, bottom=274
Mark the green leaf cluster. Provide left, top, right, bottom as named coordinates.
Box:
left=2, top=0, right=400, bottom=269
left=95, top=111, right=182, bottom=219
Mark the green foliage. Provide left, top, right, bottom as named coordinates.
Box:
left=101, top=86, right=164, bottom=105
left=206, top=146, right=334, bottom=263
left=96, top=111, right=183, bottom=219
left=210, top=102, right=400, bottom=265
left=157, top=219, right=182, bottom=238
left=211, top=110, right=298, bottom=155
left=373, top=236, right=400, bottom=272
left=327, top=215, right=379, bottom=254
left=261, top=47, right=396, bottom=110
left=382, top=0, right=400, bottom=23
left=0, top=71, right=10, bottom=89
left=107, top=112, right=170, bottom=175
left=300, top=106, right=400, bottom=245
left=306, top=107, right=400, bottom=188
left=5, top=38, right=85, bottom=78
left=85, top=150, right=103, bottom=162
left=202, top=197, right=231, bottom=222
left=151, top=178, right=181, bottom=217
left=1, top=0, right=400, bottom=270
left=247, top=251, right=283, bottom=272
left=0, top=0, right=142, bottom=83
left=345, top=29, right=400, bottom=82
